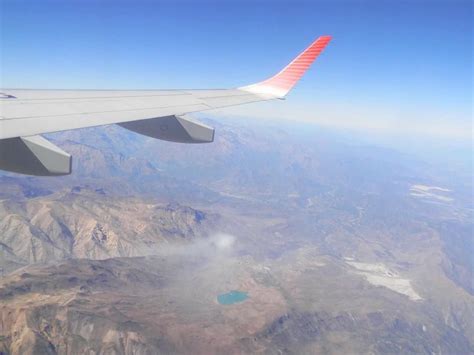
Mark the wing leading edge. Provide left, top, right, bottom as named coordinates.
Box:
left=0, top=35, right=332, bottom=175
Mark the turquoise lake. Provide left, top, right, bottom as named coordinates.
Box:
left=217, top=290, right=249, bottom=305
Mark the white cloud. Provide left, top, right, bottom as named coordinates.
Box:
left=210, top=233, right=235, bottom=252
left=149, top=232, right=237, bottom=259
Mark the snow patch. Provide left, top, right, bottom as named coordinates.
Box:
left=410, top=184, right=453, bottom=202
left=346, top=261, right=422, bottom=301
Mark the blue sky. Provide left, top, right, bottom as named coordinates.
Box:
left=1, top=0, right=472, bottom=140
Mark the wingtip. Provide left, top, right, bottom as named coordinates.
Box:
left=240, top=35, right=332, bottom=98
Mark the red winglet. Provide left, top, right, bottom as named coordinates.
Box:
left=241, top=35, right=332, bottom=98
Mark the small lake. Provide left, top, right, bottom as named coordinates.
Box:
left=217, top=290, right=249, bottom=305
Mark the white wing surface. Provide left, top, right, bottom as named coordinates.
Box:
left=0, top=36, right=331, bottom=175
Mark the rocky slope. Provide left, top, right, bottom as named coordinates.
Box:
left=0, top=188, right=217, bottom=275
left=0, top=252, right=472, bottom=355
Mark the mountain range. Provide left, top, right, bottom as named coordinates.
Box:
left=0, top=115, right=472, bottom=354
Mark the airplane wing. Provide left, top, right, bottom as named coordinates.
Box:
left=0, top=35, right=331, bottom=176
